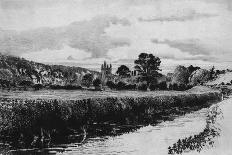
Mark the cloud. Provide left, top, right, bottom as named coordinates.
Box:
left=65, top=16, right=130, bottom=58
left=152, top=39, right=211, bottom=56
left=0, top=27, right=63, bottom=56
left=138, top=10, right=218, bottom=22
left=0, top=15, right=130, bottom=58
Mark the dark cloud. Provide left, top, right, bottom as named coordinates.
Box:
left=139, top=10, right=218, bottom=22
left=152, top=39, right=211, bottom=56
left=0, top=15, right=130, bottom=58
left=65, top=16, right=130, bottom=58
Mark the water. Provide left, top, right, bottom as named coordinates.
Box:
left=2, top=98, right=232, bottom=155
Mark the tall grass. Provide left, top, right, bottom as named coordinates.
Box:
left=0, top=91, right=221, bottom=147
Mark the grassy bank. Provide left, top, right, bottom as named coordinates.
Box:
left=0, top=89, right=221, bottom=148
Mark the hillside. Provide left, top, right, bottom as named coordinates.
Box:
left=207, top=72, right=232, bottom=85
left=0, top=54, right=100, bottom=87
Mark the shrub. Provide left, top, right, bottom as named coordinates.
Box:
left=116, top=81, right=127, bottom=90
left=125, top=84, right=136, bottom=90
left=137, top=83, right=148, bottom=91
left=106, top=81, right=116, bottom=89
left=186, top=84, right=193, bottom=90
left=50, top=85, right=82, bottom=90
left=168, top=83, right=173, bottom=90
left=149, top=84, right=157, bottom=91
left=178, top=84, right=187, bottom=91
left=158, top=81, right=167, bottom=90
left=19, top=80, right=33, bottom=87
left=64, top=85, right=82, bottom=90
left=33, top=84, right=43, bottom=90
left=172, top=83, right=179, bottom=90
left=93, top=78, right=102, bottom=89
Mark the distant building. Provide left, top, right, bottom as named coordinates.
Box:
left=101, top=61, right=113, bottom=85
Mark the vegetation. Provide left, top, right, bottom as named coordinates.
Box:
left=189, top=69, right=210, bottom=85
left=0, top=53, right=99, bottom=89
left=93, top=78, right=102, bottom=90
left=134, top=53, right=161, bottom=86
left=168, top=105, right=221, bottom=154
left=0, top=89, right=221, bottom=148
left=81, top=73, right=93, bottom=88
left=172, top=65, right=190, bottom=85
left=187, top=65, right=200, bottom=75
left=116, top=65, right=131, bottom=77
left=106, top=81, right=116, bottom=89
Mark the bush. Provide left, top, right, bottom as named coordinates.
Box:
left=106, top=81, right=116, bottom=89
left=149, top=84, right=157, bottom=91
left=64, top=85, right=82, bottom=90
left=158, top=81, right=167, bottom=90
left=50, top=85, right=82, bottom=90
left=186, top=84, right=193, bottom=90
left=137, top=83, right=148, bottom=91
left=93, top=78, right=101, bottom=89
left=116, top=81, right=127, bottom=90
left=178, top=84, right=187, bottom=91
left=33, top=84, right=43, bottom=90
left=172, top=83, right=179, bottom=90
left=19, top=80, right=33, bottom=87
left=125, top=84, right=136, bottom=90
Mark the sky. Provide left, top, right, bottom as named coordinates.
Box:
left=0, top=0, right=232, bottom=74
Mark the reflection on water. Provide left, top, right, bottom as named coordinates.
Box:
left=168, top=105, right=223, bottom=154
left=0, top=100, right=229, bottom=155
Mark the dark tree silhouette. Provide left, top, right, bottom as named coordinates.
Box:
left=187, top=65, right=200, bottom=75
left=93, top=78, right=101, bottom=89
left=116, top=65, right=131, bottom=77
left=81, top=73, right=93, bottom=88
left=209, top=66, right=215, bottom=80
left=134, top=53, right=161, bottom=86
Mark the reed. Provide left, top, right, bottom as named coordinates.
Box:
left=0, top=91, right=221, bottom=147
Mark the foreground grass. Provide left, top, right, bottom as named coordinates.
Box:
left=0, top=87, right=221, bottom=148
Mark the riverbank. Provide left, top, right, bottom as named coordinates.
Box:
left=0, top=87, right=222, bottom=149
left=184, top=96, right=232, bottom=155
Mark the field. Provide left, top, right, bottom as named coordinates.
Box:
left=0, top=86, right=218, bottom=100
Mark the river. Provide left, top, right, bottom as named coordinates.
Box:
left=1, top=97, right=232, bottom=155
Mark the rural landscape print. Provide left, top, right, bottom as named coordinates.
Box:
left=0, top=0, right=232, bottom=154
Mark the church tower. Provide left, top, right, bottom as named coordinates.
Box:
left=101, top=61, right=112, bottom=85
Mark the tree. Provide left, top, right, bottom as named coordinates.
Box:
left=172, top=65, right=190, bottom=85
left=187, top=65, right=200, bottom=75
left=106, top=81, right=116, bottom=89
left=81, top=73, right=93, bottom=88
left=189, top=69, right=210, bottom=86
left=116, top=65, right=131, bottom=77
left=209, top=66, right=215, bottom=80
left=134, top=53, right=161, bottom=86
left=93, top=78, right=101, bottom=89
